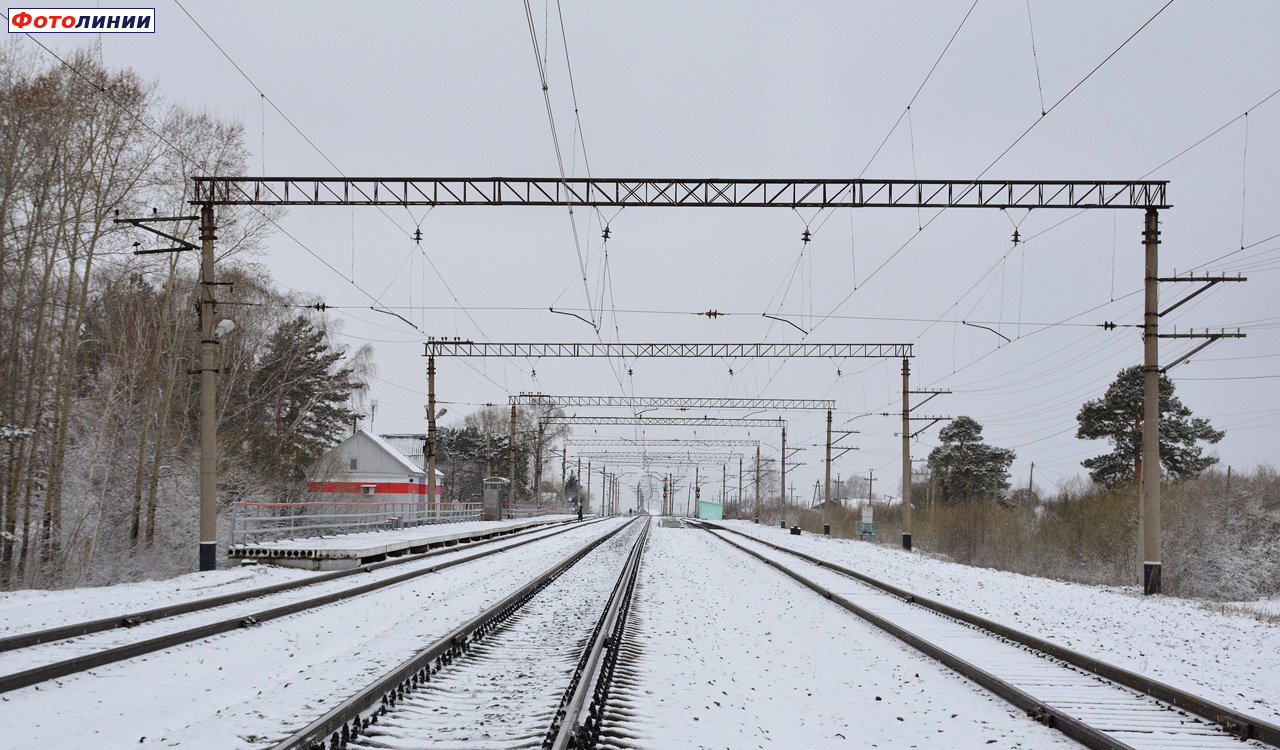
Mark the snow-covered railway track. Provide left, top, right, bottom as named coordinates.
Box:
left=697, top=521, right=1280, bottom=750
left=269, top=516, right=649, bottom=750
left=0, top=518, right=600, bottom=695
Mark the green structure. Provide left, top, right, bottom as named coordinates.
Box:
left=697, top=500, right=723, bottom=521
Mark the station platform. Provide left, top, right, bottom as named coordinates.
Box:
left=228, top=515, right=576, bottom=570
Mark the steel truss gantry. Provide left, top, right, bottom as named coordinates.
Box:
left=572, top=452, right=741, bottom=465
left=545, top=416, right=783, bottom=428
left=511, top=394, right=834, bottom=410
left=566, top=438, right=760, bottom=448
left=426, top=342, right=910, bottom=359
left=193, top=177, right=1168, bottom=210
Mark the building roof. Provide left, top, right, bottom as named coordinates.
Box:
left=363, top=430, right=428, bottom=475
left=314, top=430, right=443, bottom=479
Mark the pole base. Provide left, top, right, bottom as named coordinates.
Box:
left=1143, top=562, right=1162, bottom=595
left=823, top=524, right=830, bottom=536
left=902, top=533, right=912, bottom=551
left=780, top=520, right=786, bottom=529
left=199, top=542, right=217, bottom=571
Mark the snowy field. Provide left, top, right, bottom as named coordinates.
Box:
left=1, top=516, right=1276, bottom=748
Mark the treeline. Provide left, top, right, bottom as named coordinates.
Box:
left=0, top=49, right=367, bottom=589
left=779, top=468, right=1280, bottom=602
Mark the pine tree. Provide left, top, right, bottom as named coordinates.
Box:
left=237, top=315, right=367, bottom=483
left=926, top=416, right=1016, bottom=504
left=1076, top=365, right=1223, bottom=487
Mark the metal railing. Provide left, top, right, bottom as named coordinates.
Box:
left=229, top=501, right=484, bottom=547
left=504, top=503, right=552, bottom=520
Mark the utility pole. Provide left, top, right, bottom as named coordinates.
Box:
left=754, top=446, right=761, bottom=520
left=507, top=403, right=517, bottom=519
left=1141, top=208, right=1161, bottom=594
left=601, top=465, right=607, bottom=517
left=780, top=426, right=787, bottom=527
left=722, top=463, right=726, bottom=506
left=198, top=204, right=217, bottom=571
left=427, top=356, right=437, bottom=524
left=586, top=461, right=592, bottom=518
left=1028, top=462, right=1035, bottom=502
left=901, top=357, right=912, bottom=551
left=533, top=419, right=545, bottom=510
left=824, top=410, right=833, bottom=507
left=868, top=469, right=875, bottom=500
left=695, top=466, right=700, bottom=517
left=738, top=456, right=743, bottom=519
left=561, top=446, right=567, bottom=510
left=576, top=457, right=582, bottom=519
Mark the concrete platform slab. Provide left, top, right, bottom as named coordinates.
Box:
left=228, top=515, right=576, bottom=570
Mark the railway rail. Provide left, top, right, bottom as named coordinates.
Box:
left=0, top=517, right=605, bottom=695
left=269, top=515, right=650, bottom=750
left=696, top=520, right=1279, bottom=750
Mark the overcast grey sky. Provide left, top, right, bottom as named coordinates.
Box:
left=20, top=1, right=1280, bottom=506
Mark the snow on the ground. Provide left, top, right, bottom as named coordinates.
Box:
left=0, top=520, right=602, bottom=676
left=6, top=516, right=1274, bottom=749
left=0, top=562, right=321, bottom=638
left=604, top=521, right=1078, bottom=749
left=0, top=518, right=629, bottom=749
left=231, top=515, right=574, bottom=552
left=0, top=518, right=576, bottom=638
left=718, top=520, right=1280, bottom=727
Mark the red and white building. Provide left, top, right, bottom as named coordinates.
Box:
left=306, top=430, right=443, bottom=502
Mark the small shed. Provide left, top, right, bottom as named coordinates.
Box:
left=306, top=430, right=443, bottom=502
left=697, top=500, right=723, bottom=520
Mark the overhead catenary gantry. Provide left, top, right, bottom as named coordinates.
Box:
left=188, top=173, right=1197, bottom=594
left=543, top=416, right=784, bottom=428
left=571, top=452, right=741, bottom=465
left=192, top=177, right=1167, bottom=210
left=511, top=394, right=834, bottom=411
left=566, top=438, right=760, bottom=448
left=426, top=342, right=910, bottom=359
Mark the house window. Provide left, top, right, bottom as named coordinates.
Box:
left=349, top=458, right=358, bottom=471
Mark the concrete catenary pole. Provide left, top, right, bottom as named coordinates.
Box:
left=561, top=446, right=567, bottom=510
left=738, top=456, right=743, bottom=519
left=427, top=356, right=437, bottom=522
left=1141, top=208, right=1162, bottom=595
left=780, top=426, right=787, bottom=527
left=507, top=403, right=517, bottom=520
left=824, top=409, right=833, bottom=513
left=533, top=419, right=545, bottom=510
left=198, top=205, right=217, bottom=571
left=586, top=461, right=591, bottom=518
left=754, top=445, right=761, bottom=520
left=901, top=357, right=913, bottom=551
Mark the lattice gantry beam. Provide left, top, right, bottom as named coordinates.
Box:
left=566, top=439, right=761, bottom=447
left=425, top=342, right=911, bottom=358
left=512, top=394, right=834, bottom=410
left=573, top=452, right=742, bottom=464
left=193, top=178, right=1168, bottom=209
left=546, top=416, right=784, bottom=428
